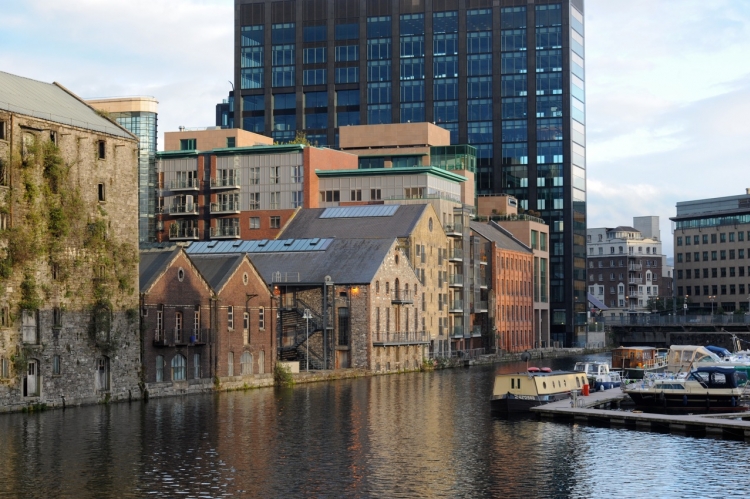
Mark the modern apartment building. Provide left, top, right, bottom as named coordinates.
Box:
left=586, top=217, right=667, bottom=317
left=672, top=190, right=750, bottom=313
left=87, top=97, right=159, bottom=244
left=233, top=0, right=587, bottom=345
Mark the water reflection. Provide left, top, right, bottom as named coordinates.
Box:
left=1, top=354, right=749, bottom=498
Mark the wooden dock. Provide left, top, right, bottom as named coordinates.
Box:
left=530, top=388, right=750, bottom=441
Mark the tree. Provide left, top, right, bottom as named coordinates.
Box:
left=284, top=131, right=311, bottom=146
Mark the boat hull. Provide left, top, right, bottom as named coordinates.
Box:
left=490, top=392, right=570, bottom=414
left=626, top=392, right=748, bottom=413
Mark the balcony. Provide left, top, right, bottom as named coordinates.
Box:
left=391, top=288, right=413, bottom=304
left=210, top=225, right=240, bottom=239
left=448, top=248, right=463, bottom=262
left=210, top=202, right=241, bottom=215
left=168, top=203, right=198, bottom=216
left=153, top=328, right=167, bottom=346
left=449, top=299, right=464, bottom=313
left=372, top=331, right=429, bottom=346
left=448, top=274, right=463, bottom=287
left=170, top=179, right=199, bottom=191
left=628, top=278, right=643, bottom=284
left=154, top=328, right=208, bottom=346
left=629, top=264, right=642, bottom=271
left=473, top=301, right=488, bottom=313
left=478, top=253, right=488, bottom=265
left=477, top=276, right=488, bottom=288
left=169, top=225, right=199, bottom=241
left=450, top=325, right=464, bottom=338
left=444, top=223, right=464, bottom=237
left=211, top=174, right=240, bottom=190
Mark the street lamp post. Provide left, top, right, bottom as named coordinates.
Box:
left=684, top=294, right=689, bottom=318
left=302, top=309, right=312, bottom=371
left=709, top=295, right=716, bottom=321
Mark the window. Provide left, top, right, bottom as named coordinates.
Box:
left=335, top=67, right=359, bottom=84
left=175, top=311, right=183, bottom=343
left=226, top=137, right=236, bottom=148
left=0, top=120, right=5, bottom=141
left=250, top=217, right=260, bottom=229
left=228, top=306, right=234, bottom=330
left=320, top=190, right=340, bottom=202
left=350, top=189, right=362, bottom=201
left=292, top=191, right=303, bottom=208
left=228, top=352, right=234, bottom=376
left=243, top=312, right=250, bottom=333
left=193, top=354, right=201, bottom=379
left=241, top=351, right=253, bottom=375
left=270, top=216, right=281, bottom=229
left=249, top=192, right=260, bottom=210
left=98, top=183, right=106, bottom=202
left=170, top=355, right=186, bottom=381
left=97, top=140, right=106, bottom=159
left=335, top=45, right=359, bottom=62
left=259, top=307, right=265, bottom=329
left=156, top=355, right=164, bottom=382
left=270, top=191, right=280, bottom=209
left=303, top=47, right=326, bottom=64
left=370, top=189, right=381, bottom=200
left=304, top=69, right=327, bottom=86
left=52, top=355, right=61, bottom=375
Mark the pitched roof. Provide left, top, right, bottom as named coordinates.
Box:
left=278, top=204, right=429, bottom=240
left=188, top=254, right=246, bottom=294
left=0, top=71, right=134, bottom=139
left=139, top=248, right=182, bottom=293
left=249, top=238, right=399, bottom=285
left=588, top=293, right=609, bottom=311
left=470, top=221, right=532, bottom=254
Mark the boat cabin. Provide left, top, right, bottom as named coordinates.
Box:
left=666, top=345, right=721, bottom=373
left=612, top=347, right=662, bottom=370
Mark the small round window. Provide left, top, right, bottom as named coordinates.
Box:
left=177, top=268, right=185, bottom=282
left=243, top=272, right=248, bottom=285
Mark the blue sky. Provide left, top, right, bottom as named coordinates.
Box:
left=2, top=0, right=749, bottom=257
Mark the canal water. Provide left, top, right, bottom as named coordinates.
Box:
left=1, top=353, right=749, bottom=498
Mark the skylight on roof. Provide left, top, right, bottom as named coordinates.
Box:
left=320, top=205, right=399, bottom=219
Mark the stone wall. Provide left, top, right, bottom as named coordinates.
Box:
left=0, top=109, right=141, bottom=413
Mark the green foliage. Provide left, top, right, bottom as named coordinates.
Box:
left=42, top=141, right=65, bottom=193
left=280, top=131, right=311, bottom=146
left=274, top=363, right=295, bottom=386
left=19, top=273, right=42, bottom=311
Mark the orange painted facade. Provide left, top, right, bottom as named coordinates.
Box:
left=493, top=247, right=534, bottom=353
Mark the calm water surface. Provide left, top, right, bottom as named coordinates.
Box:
left=1, top=354, right=749, bottom=498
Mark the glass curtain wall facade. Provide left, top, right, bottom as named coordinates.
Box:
left=234, top=0, right=586, bottom=344
left=110, top=111, right=158, bottom=244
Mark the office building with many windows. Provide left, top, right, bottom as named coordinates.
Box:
left=233, top=0, right=586, bottom=344
left=672, top=190, right=750, bottom=313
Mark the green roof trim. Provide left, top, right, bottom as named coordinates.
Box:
left=156, top=149, right=201, bottom=159
left=316, top=166, right=467, bottom=182
left=213, top=144, right=305, bottom=156
left=354, top=152, right=427, bottom=158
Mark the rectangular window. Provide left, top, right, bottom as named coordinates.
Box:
left=98, top=183, right=106, bottom=202
left=0, top=120, right=6, bottom=141
left=370, top=189, right=381, bottom=200
left=319, top=190, right=340, bottom=202
left=303, top=25, right=326, bottom=42
left=259, top=307, right=265, bottom=329
left=467, top=54, right=492, bottom=76
left=97, top=140, right=106, bottom=159
left=368, top=104, right=392, bottom=124
left=335, top=67, right=359, bottom=84
left=303, top=69, right=327, bottom=86
left=250, top=217, right=260, bottom=229
left=270, top=191, right=280, bottom=209
left=335, top=45, right=359, bottom=62
left=193, top=354, right=201, bottom=379
left=350, top=189, right=362, bottom=201
left=243, top=312, right=249, bottom=331
left=303, top=47, right=326, bottom=64
left=367, top=60, right=391, bottom=82
left=292, top=191, right=303, bottom=208
left=227, top=306, right=234, bottom=330
left=272, top=66, right=295, bottom=87
left=335, top=23, right=358, bottom=40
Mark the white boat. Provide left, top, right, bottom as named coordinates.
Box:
left=573, top=361, right=622, bottom=391
left=665, top=345, right=722, bottom=373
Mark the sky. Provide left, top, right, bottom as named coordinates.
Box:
left=2, top=0, right=750, bottom=258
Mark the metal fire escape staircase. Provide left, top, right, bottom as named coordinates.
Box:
left=278, top=299, right=326, bottom=370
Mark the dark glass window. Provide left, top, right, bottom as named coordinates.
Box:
left=305, top=91, right=327, bottom=108
left=434, top=101, right=458, bottom=124
left=241, top=46, right=264, bottom=68
left=272, top=45, right=295, bottom=66
left=501, top=75, right=526, bottom=97
left=243, top=116, right=264, bottom=133
left=400, top=102, right=425, bottom=123
left=400, top=58, right=425, bottom=80
left=467, top=9, right=492, bottom=31
left=303, top=47, right=326, bottom=64
left=367, top=82, right=392, bottom=103
left=535, top=4, right=562, bottom=27
left=537, top=142, right=563, bottom=163
left=335, top=45, right=359, bottom=62
left=434, top=78, right=458, bottom=100
left=502, top=97, right=528, bottom=119
left=501, top=7, right=527, bottom=29
left=367, top=104, right=392, bottom=124
left=400, top=81, right=424, bottom=102
left=336, top=90, right=360, bottom=106
left=467, top=99, right=492, bottom=121
left=536, top=95, right=563, bottom=118
left=335, top=23, right=359, bottom=40
left=367, top=60, right=391, bottom=82
left=467, top=54, right=492, bottom=76
left=468, top=31, right=492, bottom=54
left=537, top=73, right=563, bottom=95
left=303, top=69, right=327, bottom=85
left=400, top=35, right=425, bottom=58
left=434, top=56, right=458, bottom=78
left=243, top=95, right=264, bottom=111
left=241, top=25, right=264, bottom=47
left=501, top=30, right=526, bottom=52
left=337, top=111, right=360, bottom=127
left=434, top=33, right=458, bottom=56
left=335, top=67, right=359, bottom=84
left=536, top=26, right=562, bottom=49
left=400, top=14, right=424, bottom=36
left=241, top=68, right=264, bottom=90
left=439, top=123, right=459, bottom=145
left=273, top=114, right=296, bottom=131
left=271, top=23, right=295, bottom=44
left=360, top=157, right=385, bottom=169
left=502, top=120, right=527, bottom=142
left=305, top=113, right=327, bottom=129
left=467, top=121, right=492, bottom=143
left=501, top=52, right=527, bottom=74
left=367, top=16, right=391, bottom=38
left=367, top=38, right=392, bottom=60
left=304, top=25, right=326, bottom=42
left=433, top=11, right=458, bottom=34
left=502, top=143, right=528, bottom=165
left=537, top=118, right=563, bottom=140
left=536, top=50, right=563, bottom=72
left=273, top=93, right=296, bottom=110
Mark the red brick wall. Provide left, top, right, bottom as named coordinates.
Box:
left=238, top=208, right=296, bottom=240
left=492, top=245, right=535, bottom=353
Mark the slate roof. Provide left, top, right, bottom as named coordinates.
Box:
left=278, top=205, right=428, bottom=240
left=470, top=221, right=532, bottom=254
left=188, top=254, right=246, bottom=294
left=0, top=71, right=134, bottom=139
left=249, top=238, right=398, bottom=285
left=139, top=248, right=181, bottom=293
left=186, top=238, right=333, bottom=254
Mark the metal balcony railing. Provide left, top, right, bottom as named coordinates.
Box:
left=372, top=331, right=429, bottom=345
left=211, top=173, right=240, bottom=189
left=449, top=248, right=463, bottom=260
left=473, top=301, right=488, bottom=312
left=629, top=264, right=642, bottom=271
left=210, top=225, right=240, bottom=238
left=449, top=300, right=464, bottom=312
left=391, top=288, right=413, bottom=304
left=444, top=223, right=463, bottom=236
left=210, top=202, right=241, bottom=214
left=169, top=226, right=199, bottom=240
left=168, top=203, right=198, bottom=215
left=629, top=278, right=642, bottom=284
left=170, top=178, right=199, bottom=190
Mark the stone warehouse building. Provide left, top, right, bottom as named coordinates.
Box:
left=0, top=71, right=141, bottom=412
left=186, top=237, right=425, bottom=372
left=139, top=247, right=275, bottom=395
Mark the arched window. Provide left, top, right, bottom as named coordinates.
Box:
left=156, top=355, right=164, bottom=382
left=241, top=351, right=253, bottom=375
left=171, top=354, right=186, bottom=381
left=258, top=351, right=265, bottom=374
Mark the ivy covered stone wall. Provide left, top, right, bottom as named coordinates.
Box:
left=0, top=110, right=141, bottom=412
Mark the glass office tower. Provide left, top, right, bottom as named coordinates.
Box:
left=233, top=0, right=586, bottom=345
